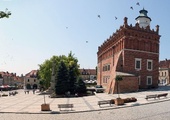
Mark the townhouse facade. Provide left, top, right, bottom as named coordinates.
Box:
left=79, top=68, right=97, bottom=80
left=0, top=71, right=23, bottom=88
left=24, top=70, right=39, bottom=89
left=159, top=59, right=170, bottom=85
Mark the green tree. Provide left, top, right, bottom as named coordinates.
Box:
left=67, top=52, right=80, bottom=76
left=55, top=61, right=69, bottom=95
left=38, top=52, right=80, bottom=91
left=39, top=80, right=45, bottom=90
left=75, top=77, right=87, bottom=94
left=38, top=59, right=52, bottom=89
left=67, top=52, right=80, bottom=93
left=68, top=64, right=77, bottom=93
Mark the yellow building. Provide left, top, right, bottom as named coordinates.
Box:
left=159, top=59, right=170, bottom=85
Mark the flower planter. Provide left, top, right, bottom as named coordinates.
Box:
left=123, top=97, right=137, bottom=103
left=114, top=98, right=124, bottom=105
left=41, top=104, right=51, bottom=111
left=110, top=99, right=115, bottom=104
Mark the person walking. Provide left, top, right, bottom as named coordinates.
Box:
left=33, top=89, right=35, bottom=94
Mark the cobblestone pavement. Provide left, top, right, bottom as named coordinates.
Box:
left=0, top=86, right=170, bottom=120
left=0, top=100, right=170, bottom=120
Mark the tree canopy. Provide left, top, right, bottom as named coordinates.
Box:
left=38, top=52, right=80, bottom=90
left=55, top=60, right=69, bottom=95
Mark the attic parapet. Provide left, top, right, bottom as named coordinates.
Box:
left=156, top=25, right=159, bottom=34
left=124, top=17, right=128, bottom=28
left=128, top=24, right=159, bottom=35
left=98, top=17, right=160, bottom=53
left=123, top=17, right=159, bottom=35
left=98, top=25, right=125, bottom=53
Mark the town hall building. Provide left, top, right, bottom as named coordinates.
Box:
left=97, top=9, right=161, bottom=94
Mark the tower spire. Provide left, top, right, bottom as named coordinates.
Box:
left=135, top=8, right=151, bottom=28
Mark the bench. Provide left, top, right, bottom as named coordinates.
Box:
left=145, top=94, right=157, bottom=100
left=157, top=93, right=168, bottom=99
left=58, top=104, right=73, bottom=111
left=98, top=100, right=112, bottom=107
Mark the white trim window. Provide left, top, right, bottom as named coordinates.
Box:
left=103, top=76, right=110, bottom=83
left=147, top=59, right=153, bottom=71
left=135, top=58, right=142, bottom=70
left=147, top=76, right=152, bottom=85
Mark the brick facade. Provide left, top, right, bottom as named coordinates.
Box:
left=117, top=76, right=139, bottom=93
left=97, top=10, right=160, bottom=94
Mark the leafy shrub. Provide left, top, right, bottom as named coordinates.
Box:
left=123, top=97, right=137, bottom=103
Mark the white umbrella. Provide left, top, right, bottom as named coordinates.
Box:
left=0, top=85, right=4, bottom=88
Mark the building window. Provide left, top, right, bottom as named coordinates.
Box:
left=147, top=76, right=152, bottom=85
left=27, top=79, right=29, bottom=82
left=147, top=59, right=153, bottom=71
left=108, top=64, right=110, bottom=71
left=105, top=77, right=108, bottom=83
left=103, top=64, right=111, bottom=71
left=103, top=76, right=110, bottom=83
left=105, top=66, right=107, bottom=71
left=34, top=79, right=36, bottom=82
left=135, top=58, right=141, bottom=70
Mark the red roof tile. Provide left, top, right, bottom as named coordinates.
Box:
left=159, top=59, right=170, bottom=68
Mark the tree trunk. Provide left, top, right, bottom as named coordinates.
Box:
left=117, top=81, right=120, bottom=98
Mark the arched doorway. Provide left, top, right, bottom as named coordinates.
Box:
left=26, top=84, right=31, bottom=89
left=33, top=84, right=38, bottom=89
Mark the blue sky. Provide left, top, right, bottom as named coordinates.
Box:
left=0, top=0, right=169, bottom=76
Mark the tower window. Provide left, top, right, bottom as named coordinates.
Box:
left=147, top=76, right=152, bottom=85
left=147, top=59, right=153, bottom=71
left=108, top=64, right=110, bottom=71
left=135, top=58, right=142, bottom=70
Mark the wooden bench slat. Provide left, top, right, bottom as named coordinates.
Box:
left=145, top=94, right=157, bottom=100
left=157, top=93, right=168, bottom=98
left=145, top=93, right=168, bottom=100
left=98, top=100, right=112, bottom=107
left=58, top=104, right=73, bottom=111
